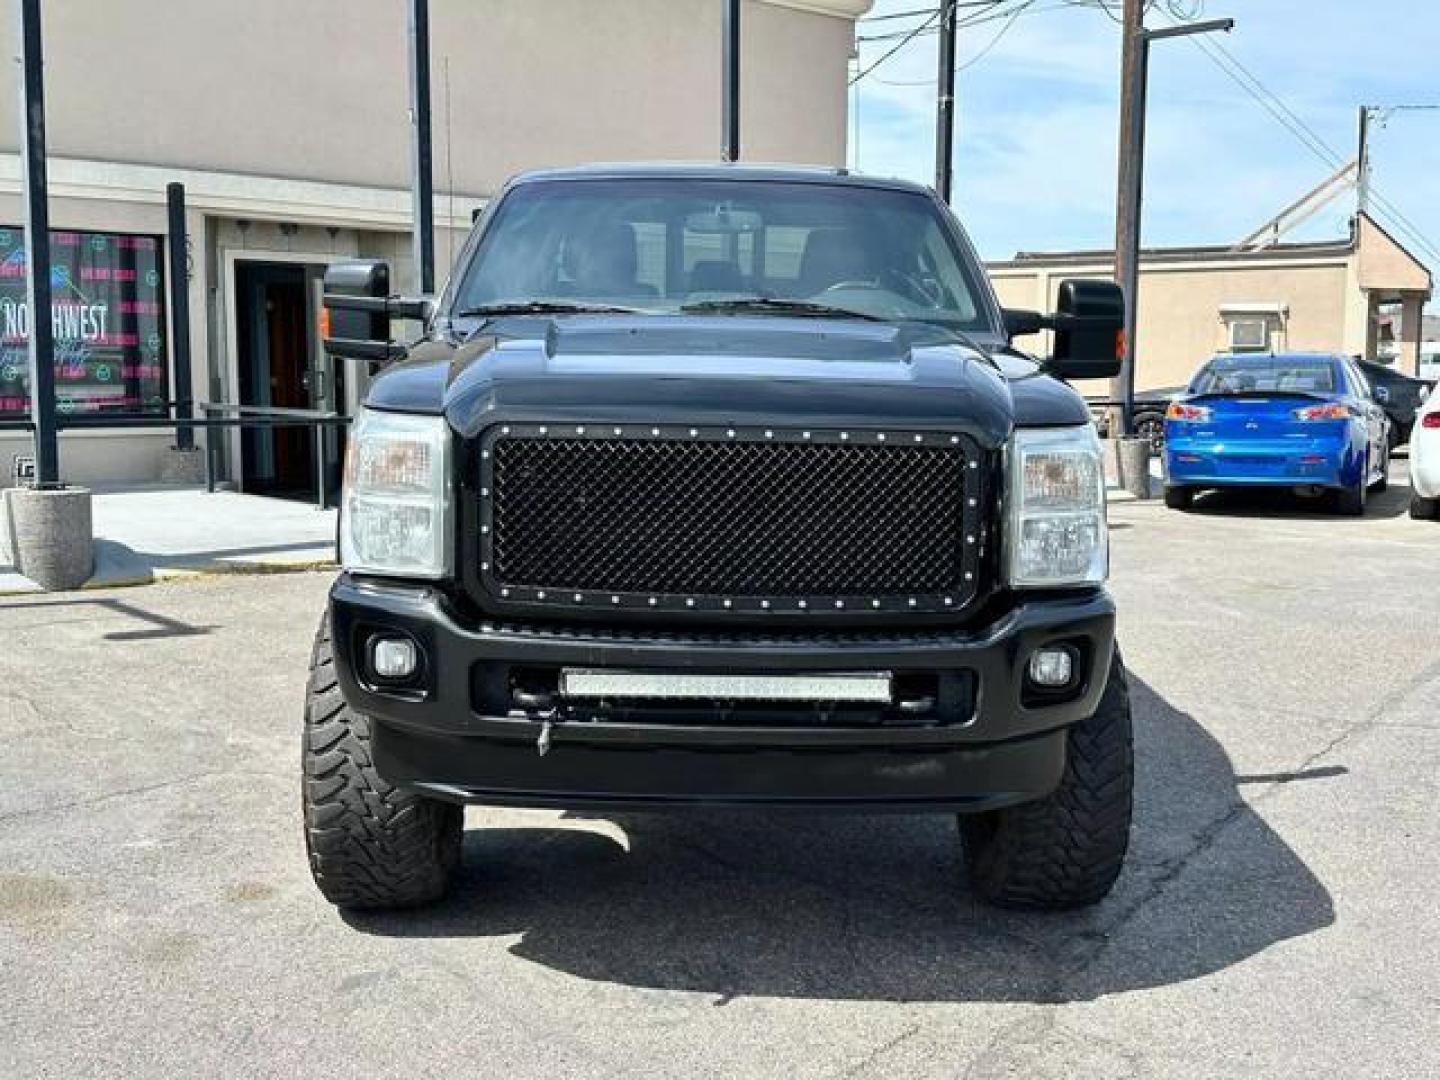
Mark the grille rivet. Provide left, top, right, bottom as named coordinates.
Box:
left=613, top=427, right=623, bottom=436
left=968, top=498, right=977, bottom=507
left=802, top=431, right=811, bottom=439
left=914, top=434, right=923, bottom=443
left=871, top=599, right=881, bottom=608
left=944, top=597, right=954, bottom=606
left=965, top=572, right=974, bottom=581
left=798, top=600, right=808, bottom=609
left=611, top=595, right=620, bottom=605
left=966, top=535, right=975, bottom=544
left=537, top=590, right=546, bottom=600
left=764, top=430, right=774, bottom=439
left=969, top=461, right=979, bottom=469
left=501, top=426, right=510, bottom=435
left=500, top=588, right=510, bottom=598
left=876, top=433, right=886, bottom=442
left=690, top=428, right=699, bottom=437
left=481, top=487, right=489, bottom=497
left=480, top=525, right=489, bottom=534
left=481, top=562, right=490, bottom=571
left=648, top=597, right=658, bottom=606
left=951, top=436, right=960, bottom=444
left=727, top=429, right=735, bottom=438
left=835, top=600, right=845, bottom=609
left=481, top=450, right=490, bottom=459
left=723, top=599, right=732, bottom=608
left=652, top=427, right=660, bottom=436
left=907, top=598, right=917, bottom=608
left=761, top=600, right=771, bottom=609
left=840, top=432, right=849, bottom=440
left=539, top=426, right=548, bottom=435
left=576, top=425, right=586, bottom=435
left=686, top=598, right=696, bottom=608
left=574, top=593, right=584, bottom=603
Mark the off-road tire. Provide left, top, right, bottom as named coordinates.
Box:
left=1412, top=494, right=1439, bottom=520
left=1163, top=485, right=1193, bottom=511
left=303, top=615, right=462, bottom=910
left=959, top=652, right=1133, bottom=910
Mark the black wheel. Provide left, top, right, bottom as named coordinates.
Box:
left=1412, top=495, right=1440, bottom=520
left=1163, top=485, right=1193, bottom=511
left=1134, top=412, right=1166, bottom=456
left=960, top=652, right=1133, bottom=911
left=303, top=614, right=462, bottom=910
left=1335, top=466, right=1367, bottom=516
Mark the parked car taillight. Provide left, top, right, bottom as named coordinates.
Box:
left=1422, top=412, right=1440, bottom=430
left=1165, top=402, right=1211, bottom=422
left=1292, top=403, right=1351, bottom=421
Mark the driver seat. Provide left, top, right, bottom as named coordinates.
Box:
left=797, top=228, right=874, bottom=296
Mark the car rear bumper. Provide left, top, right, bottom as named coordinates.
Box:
left=1411, top=434, right=1440, bottom=499
left=328, top=575, right=1117, bottom=812
left=1164, top=433, right=1361, bottom=488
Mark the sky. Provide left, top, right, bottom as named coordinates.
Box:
left=851, top=0, right=1440, bottom=281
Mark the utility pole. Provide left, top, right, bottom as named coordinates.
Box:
left=722, top=0, right=741, bottom=162
left=934, top=0, right=957, bottom=202
left=1356, top=105, right=1371, bottom=217
left=14, top=0, right=58, bottom=487
left=1111, top=10, right=1234, bottom=436
left=1110, top=0, right=1145, bottom=438
left=408, top=0, right=435, bottom=294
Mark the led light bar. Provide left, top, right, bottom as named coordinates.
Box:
left=558, top=670, right=894, bottom=703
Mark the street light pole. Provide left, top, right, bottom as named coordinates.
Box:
left=934, top=0, right=957, bottom=203
left=13, top=0, right=59, bottom=487
left=1112, top=14, right=1234, bottom=436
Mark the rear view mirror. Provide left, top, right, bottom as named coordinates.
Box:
left=1048, top=279, right=1124, bottom=381
left=322, top=260, right=428, bottom=368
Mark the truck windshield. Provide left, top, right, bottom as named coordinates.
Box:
left=1190, top=356, right=1338, bottom=395
left=451, top=178, right=994, bottom=330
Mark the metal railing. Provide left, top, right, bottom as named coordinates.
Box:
left=0, top=403, right=351, bottom=511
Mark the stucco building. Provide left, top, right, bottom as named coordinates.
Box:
left=0, top=0, right=870, bottom=496
left=990, top=212, right=1434, bottom=396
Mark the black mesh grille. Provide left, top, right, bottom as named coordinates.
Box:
left=482, top=428, right=980, bottom=611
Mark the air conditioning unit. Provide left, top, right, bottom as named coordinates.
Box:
left=1219, top=302, right=1287, bottom=354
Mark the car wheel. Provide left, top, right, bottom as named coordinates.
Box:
left=1135, top=412, right=1165, bottom=456
left=1164, top=485, right=1193, bottom=511
left=1412, top=495, right=1440, bottom=520
left=959, top=651, right=1133, bottom=910
left=303, top=614, right=463, bottom=910
left=1335, top=465, right=1367, bottom=516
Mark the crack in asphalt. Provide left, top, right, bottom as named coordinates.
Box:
left=0, top=771, right=219, bottom=826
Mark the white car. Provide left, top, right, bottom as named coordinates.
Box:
left=1411, top=388, right=1440, bottom=519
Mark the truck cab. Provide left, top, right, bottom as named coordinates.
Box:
left=304, top=164, right=1132, bottom=913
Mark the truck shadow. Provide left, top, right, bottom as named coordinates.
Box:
left=347, top=676, right=1334, bottom=1003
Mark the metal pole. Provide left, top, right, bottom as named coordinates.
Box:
left=934, top=0, right=957, bottom=202
left=407, top=0, right=435, bottom=293
left=722, top=0, right=741, bottom=162
left=1111, top=0, right=1144, bottom=437
left=13, top=0, right=59, bottom=487
left=165, top=183, right=195, bottom=450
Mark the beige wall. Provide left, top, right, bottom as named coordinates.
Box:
left=991, top=257, right=1354, bottom=394
left=0, top=0, right=860, bottom=194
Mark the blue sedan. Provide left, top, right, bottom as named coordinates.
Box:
left=1163, top=353, right=1391, bottom=515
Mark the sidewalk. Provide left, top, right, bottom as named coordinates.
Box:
left=1, top=484, right=337, bottom=595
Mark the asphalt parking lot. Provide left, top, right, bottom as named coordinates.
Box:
left=2, top=464, right=1437, bottom=1079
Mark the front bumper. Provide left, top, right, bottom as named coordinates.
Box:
left=329, top=575, right=1116, bottom=812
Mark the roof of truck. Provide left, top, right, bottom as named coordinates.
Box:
left=507, top=161, right=933, bottom=194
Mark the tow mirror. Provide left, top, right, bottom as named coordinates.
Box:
left=1048, top=279, right=1124, bottom=381
left=1372, top=385, right=1391, bottom=406
left=321, top=260, right=430, bottom=368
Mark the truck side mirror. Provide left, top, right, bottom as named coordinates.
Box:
left=321, top=260, right=428, bottom=368
left=1048, top=279, right=1124, bottom=381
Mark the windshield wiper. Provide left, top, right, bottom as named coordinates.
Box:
left=680, top=297, right=886, bottom=322
left=455, top=300, right=649, bottom=318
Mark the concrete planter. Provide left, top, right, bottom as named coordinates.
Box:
left=1116, top=436, right=1153, bottom=500
left=3, top=486, right=94, bottom=591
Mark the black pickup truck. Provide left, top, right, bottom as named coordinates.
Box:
left=306, top=164, right=1132, bottom=912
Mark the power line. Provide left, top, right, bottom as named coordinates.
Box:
left=850, top=7, right=942, bottom=84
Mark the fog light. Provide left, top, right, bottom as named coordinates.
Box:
left=371, top=636, right=418, bottom=680
left=1028, top=647, right=1075, bottom=688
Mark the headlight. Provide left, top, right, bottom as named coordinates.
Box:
left=1005, top=425, right=1107, bottom=588
left=340, top=408, right=451, bottom=578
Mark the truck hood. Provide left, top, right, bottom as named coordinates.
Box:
left=366, top=315, right=1090, bottom=451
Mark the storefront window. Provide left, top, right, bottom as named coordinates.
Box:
left=0, top=226, right=168, bottom=416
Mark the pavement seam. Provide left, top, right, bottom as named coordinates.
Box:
left=0, top=771, right=218, bottom=826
